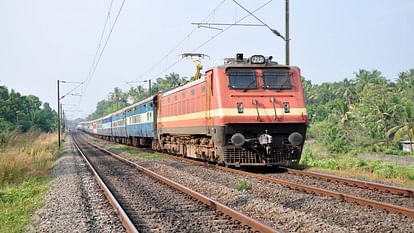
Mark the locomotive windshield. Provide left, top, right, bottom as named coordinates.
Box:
left=227, top=69, right=257, bottom=90
left=263, top=70, right=292, bottom=90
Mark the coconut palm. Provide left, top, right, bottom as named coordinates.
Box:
left=388, top=122, right=414, bottom=146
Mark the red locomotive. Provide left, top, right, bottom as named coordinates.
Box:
left=79, top=53, right=307, bottom=166
left=155, top=53, right=307, bottom=166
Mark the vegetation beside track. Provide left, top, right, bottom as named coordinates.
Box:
left=0, top=85, right=57, bottom=144
left=300, top=146, right=414, bottom=188
left=0, top=177, right=51, bottom=233
left=300, top=69, right=414, bottom=187
left=235, top=180, right=253, bottom=192
left=304, top=69, right=414, bottom=155
left=0, top=131, right=59, bottom=232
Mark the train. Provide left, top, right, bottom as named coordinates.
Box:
left=78, top=53, right=308, bottom=167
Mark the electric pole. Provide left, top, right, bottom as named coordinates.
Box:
left=285, top=0, right=290, bottom=65
left=148, top=79, right=152, bottom=95
left=57, top=80, right=61, bottom=147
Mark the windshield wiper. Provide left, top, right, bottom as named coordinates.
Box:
left=266, top=73, right=291, bottom=90
left=243, top=79, right=257, bottom=92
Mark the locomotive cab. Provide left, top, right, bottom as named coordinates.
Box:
left=208, top=54, right=308, bottom=166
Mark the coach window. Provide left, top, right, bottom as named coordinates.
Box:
left=174, top=95, right=177, bottom=101
left=227, top=69, right=257, bottom=90
left=263, top=69, right=292, bottom=90
left=168, top=97, right=170, bottom=103
left=201, top=85, right=205, bottom=93
left=191, top=89, right=195, bottom=96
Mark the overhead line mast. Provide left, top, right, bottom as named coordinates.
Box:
left=285, top=0, right=290, bottom=65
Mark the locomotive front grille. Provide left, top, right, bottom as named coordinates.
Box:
left=224, top=147, right=301, bottom=166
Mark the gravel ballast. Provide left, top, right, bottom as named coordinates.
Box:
left=75, top=135, right=256, bottom=233
left=83, top=134, right=414, bottom=233
left=27, top=137, right=125, bottom=233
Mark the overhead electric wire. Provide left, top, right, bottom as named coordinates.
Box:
left=144, top=0, right=273, bottom=82
left=86, top=0, right=114, bottom=85
left=84, top=0, right=126, bottom=93
left=193, top=0, right=273, bottom=52
left=77, top=0, right=126, bottom=110
left=79, top=0, right=115, bottom=102
left=231, top=0, right=284, bottom=39
left=76, top=0, right=273, bottom=118
left=60, top=82, right=83, bottom=100
left=133, top=0, right=227, bottom=82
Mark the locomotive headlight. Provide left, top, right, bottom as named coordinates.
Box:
left=283, top=102, right=290, bottom=113
left=288, top=132, right=303, bottom=146
left=236, top=102, right=244, bottom=113
left=231, top=133, right=245, bottom=147
left=250, top=55, right=265, bottom=64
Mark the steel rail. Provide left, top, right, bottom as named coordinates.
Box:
left=171, top=156, right=414, bottom=218
left=218, top=167, right=414, bottom=218
left=79, top=134, right=414, bottom=218
left=81, top=137, right=282, bottom=233
left=72, top=137, right=139, bottom=233
left=283, top=168, right=414, bottom=197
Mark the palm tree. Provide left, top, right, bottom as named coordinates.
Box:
left=396, top=70, right=414, bottom=99
left=127, top=85, right=147, bottom=103
left=109, top=87, right=124, bottom=111
left=388, top=122, right=414, bottom=147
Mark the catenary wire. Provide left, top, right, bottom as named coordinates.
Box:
left=134, top=0, right=227, bottom=82
left=231, top=0, right=284, bottom=39
left=144, top=0, right=273, bottom=82
left=78, top=0, right=126, bottom=110
left=83, top=0, right=126, bottom=94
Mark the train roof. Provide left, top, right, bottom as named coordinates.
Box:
left=79, top=112, right=112, bottom=124
left=211, top=54, right=299, bottom=71
left=80, top=95, right=156, bottom=125
left=217, top=63, right=295, bottom=70
left=161, top=76, right=205, bottom=96
left=112, top=95, right=155, bottom=115
left=124, top=95, right=155, bottom=111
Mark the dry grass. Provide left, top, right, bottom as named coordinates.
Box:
left=0, top=131, right=58, bottom=188
left=307, top=167, right=414, bottom=189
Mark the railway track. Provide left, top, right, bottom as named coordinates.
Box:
left=283, top=168, right=414, bottom=197
left=226, top=167, right=414, bottom=218
left=79, top=133, right=414, bottom=219
left=72, top=134, right=280, bottom=233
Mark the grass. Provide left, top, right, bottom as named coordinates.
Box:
left=0, top=177, right=51, bottom=233
left=0, top=131, right=58, bottom=232
left=300, top=147, right=414, bottom=187
left=0, top=131, right=58, bottom=187
left=235, top=180, right=252, bottom=192
left=111, top=144, right=168, bottom=160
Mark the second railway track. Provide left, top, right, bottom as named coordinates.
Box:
left=79, top=133, right=414, bottom=219
left=72, top=134, right=279, bottom=233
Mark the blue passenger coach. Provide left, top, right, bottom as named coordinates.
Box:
left=112, top=109, right=127, bottom=140
left=78, top=95, right=157, bottom=147
left=97, top=114, right=112, bottom=137
left=125, top=96, right=156, bottom=146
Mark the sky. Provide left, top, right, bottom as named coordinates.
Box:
left=0, top=0, right=413, bottom=119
